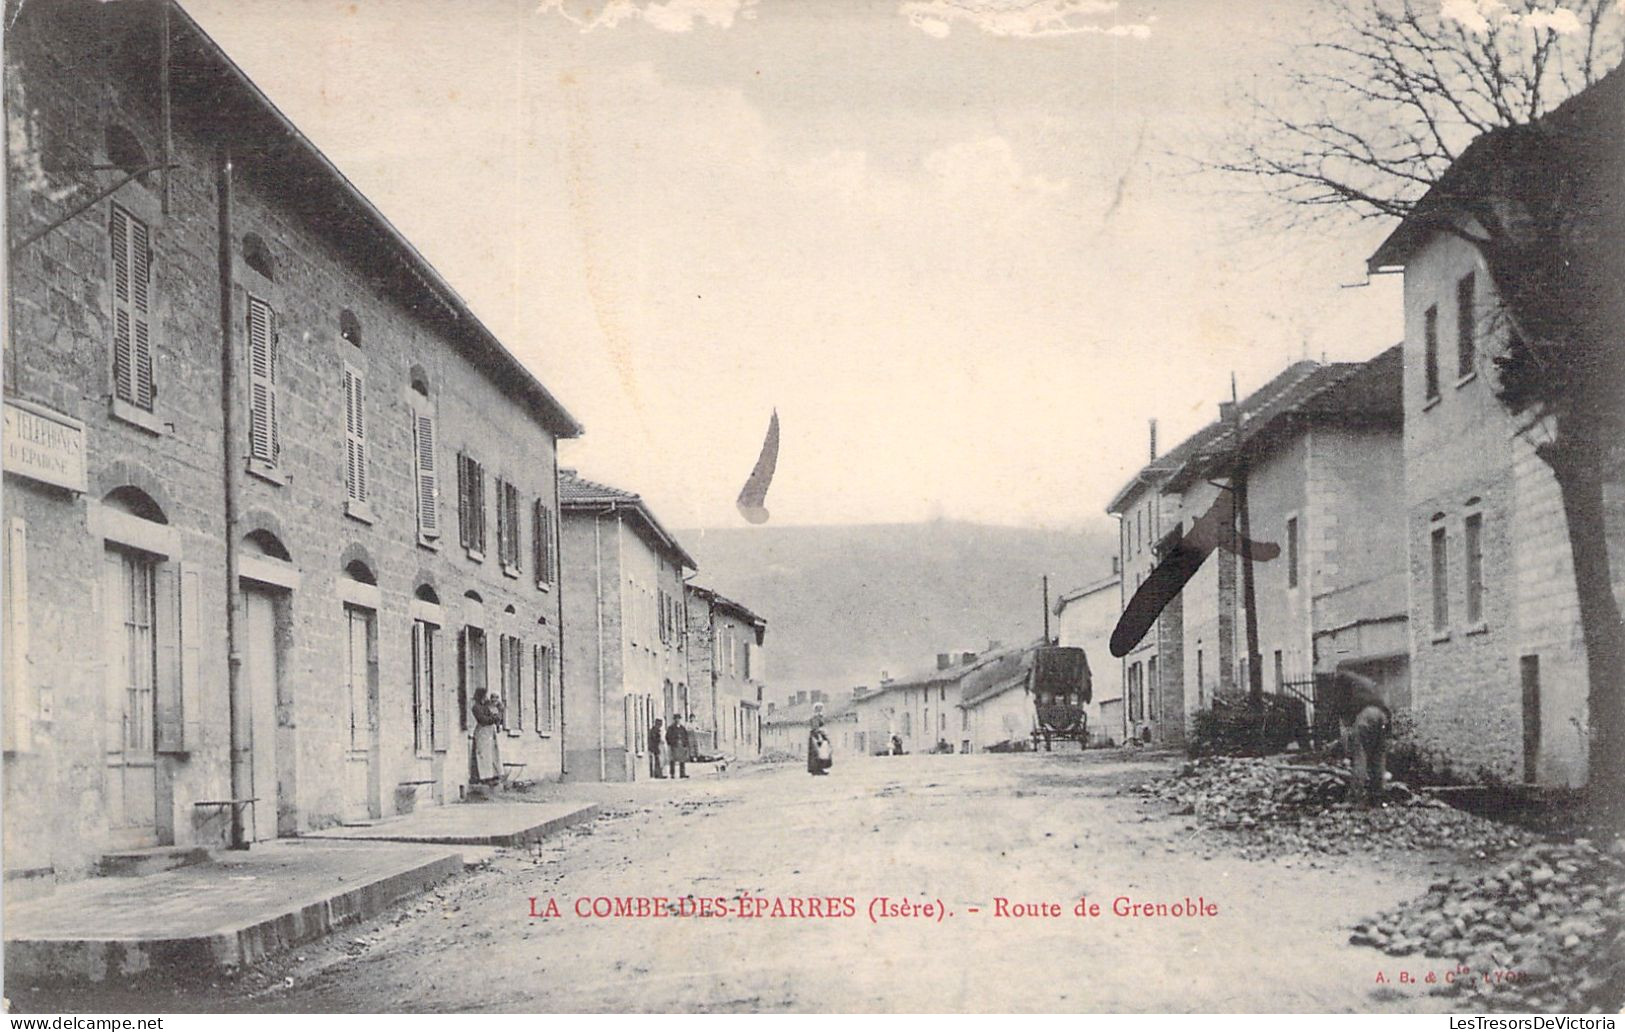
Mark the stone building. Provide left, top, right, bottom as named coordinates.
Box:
left=848, top=653, right=981, bottom=755
left=1366, top=71, right=1625, bottom=787
left=1107, top=354, right=1405, bottom=743
left=955, top=645, right=1036, bottom=752
left=684, top=584, right=766, bottom=757
left=1053, top=564, right=1124, bottom=745
left=3, top=0, right=579, bottom=892
left=557, top=470, right=695, bottom=781
left=1172, top=349, right=1408, bottom=726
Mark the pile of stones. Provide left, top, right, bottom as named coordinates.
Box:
left=1136, top=756, right=1532, bottom=859
left=1351, top=838, right=1625, bottom=1011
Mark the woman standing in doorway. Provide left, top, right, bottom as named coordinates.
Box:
left=471, top=688, right=504, bottom=786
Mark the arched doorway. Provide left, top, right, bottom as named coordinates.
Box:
left=340, top=559, right=380, bottom=821
left=239, top=528, right=299, bottom=840
left=99, top=487, right=171, bottom=848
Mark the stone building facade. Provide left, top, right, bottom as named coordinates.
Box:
left=1372, top=216, right=1623, bottom=786
left=3, top=0, right=578, bottom=892
left=557, top=471, right=694, bottom=781
left=684, top=585, right=766, bottom=757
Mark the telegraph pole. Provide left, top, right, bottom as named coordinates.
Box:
left=1042, top=575, right=1052, bottom=645
left=1230, top=375, right=1264, bottom=708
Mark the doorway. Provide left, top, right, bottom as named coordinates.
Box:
left=104, top=546, right=160, bottom=849
left=242, top=584, right=288, bottom=840
left=344, top=604, right=380, bottom=820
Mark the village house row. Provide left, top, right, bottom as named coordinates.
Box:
left=1, top=0, right=767, bottom=894
left=766, top=69, right=1624, bottom=790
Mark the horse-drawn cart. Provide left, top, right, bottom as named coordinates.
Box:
left=1029, top=645, right=1092, bottom=751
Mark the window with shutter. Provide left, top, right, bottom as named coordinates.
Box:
left=533, top=643, right=554, bottom=734
left=413, top=410, right=439, bottom=541
left=533, top=502, right=554, bottom=589
left=246, top=296, right=279, bottom=466
left=458, top=453, right=486, bottom=558
left=110, top=204, right=155, bottom=411
left=343, top=364, right=368, bottom=504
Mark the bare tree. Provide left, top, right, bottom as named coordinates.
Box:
left=1219, top=0, right=1625, bottom=823
left=1217, top=0, right=1620, bottom=222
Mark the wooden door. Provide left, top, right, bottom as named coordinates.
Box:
left=104, top=548, right=159, bottom=848
left=244, top=586, right=281, bottom=841
left=344, top=605, right=379, bottom=820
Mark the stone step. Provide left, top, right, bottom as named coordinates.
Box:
left=97, top=846, right=212, bottom=879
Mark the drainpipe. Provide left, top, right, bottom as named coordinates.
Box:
left=553, top=462, right=567, bottom=779
left=216, top=142, right=247, bottom=849
left=594, top=512, right=606, bottom=780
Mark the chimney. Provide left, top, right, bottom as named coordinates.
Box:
left=880, top=670, right=892, bottom=685
left=1219, top=400, right=1237, bottom=425
left=852, top=686, right=866, bottom=698
left=937, top=653, right=951, bottom=671
left=1148, top=418, right=1158, bottom=461
left=811, top=690, right=826, bottom=704
left=986, top=639, right=1002, bottom=653
left=961, top=652, right=977, bottom=665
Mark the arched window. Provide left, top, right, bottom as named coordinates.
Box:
left=242, top=233, right=275, bottom=281
left=340, top=309, right=362, bottom=347
left=104, top=124, right=151, bottom=183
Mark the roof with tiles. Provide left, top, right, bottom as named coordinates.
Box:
left=557, top=469, right=696, bottom=570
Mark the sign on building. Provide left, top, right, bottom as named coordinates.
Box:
left=3, top=398, right=87, bottom=493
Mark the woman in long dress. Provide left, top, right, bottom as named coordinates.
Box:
left=472, top=688, right=504, bottom=785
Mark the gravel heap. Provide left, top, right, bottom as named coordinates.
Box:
left=1351, top=837, right=1625, bottom=1011
left=1135, top=756, right=1532, bottom=859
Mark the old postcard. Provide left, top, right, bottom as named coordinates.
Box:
left=2, top=0, right=1623, bottom=1017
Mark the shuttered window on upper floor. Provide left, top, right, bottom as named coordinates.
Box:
left=246, top=295, right=280, bottom=465
left=343, top=364, right=368, bottom=504
left=111, top=204, right=155, bottom=411
left=413, top=406, right=440, bottom=542
left=457, top=452, right=486, bottom=558
left=532, top=500, right=555, bottom=589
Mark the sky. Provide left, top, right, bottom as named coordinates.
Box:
left=184, top=0, right=1414, bottom=531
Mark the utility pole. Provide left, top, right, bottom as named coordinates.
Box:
left=1230, top=375, right=1264, bottom=708
left=1042, top=575, right=1051, bottom=645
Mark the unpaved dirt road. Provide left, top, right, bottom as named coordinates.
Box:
left=23, top=751, right=1474, bottom=1012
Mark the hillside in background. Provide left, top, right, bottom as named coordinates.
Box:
left=680, top=520, right=1118, bottom=704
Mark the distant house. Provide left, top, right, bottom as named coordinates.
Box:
left=1054, top=563, right=1124, bottom=746
left=558, top=471, right=696, bottom=781
left=762, top=690, right=859, bottom=757
left=956, top=644, right=1039, bottom=752
left=685, top=585, right=767, bottom=757
left=850, top=652, right=983, bottom=754
left=1366, top=70, right=1625, bottom=787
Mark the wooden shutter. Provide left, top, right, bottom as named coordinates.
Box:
left=508, top=484, right=522, bottom=570
left=343, top=365, right=367, bottom=503
left=246, top=297, right=279, bottom=463
left=533, top=501, right=554, bottom=589
left=4, top=519, right=30, bottom=752
left=474, top=461, right=484, bottom=555
left=494, top=479, right=507, bottom=561
left=103, top=551, right=126, bottom=759
left=414, top=411, right=439, bottom=539
left=111, top=205, right=155, bottom=410
left=154, top=565, right=181, bottom=752
left=154, top=563, right=199, bottom=754
left=456, top=627, right=470, bottom=732
left=532, top=644, right=543, bottom=733
left=456, top=454, right=470, bottom=549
